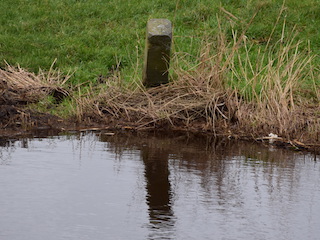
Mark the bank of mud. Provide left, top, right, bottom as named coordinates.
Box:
left=0, top=89, right=319, bottom=154
left=1, top=65, right=320, bottom=153
left=1, top=106, right=319, bottom=155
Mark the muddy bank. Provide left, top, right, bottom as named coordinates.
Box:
left=1, top=99, right=319, bottom=154
left=1, top=66, right=319, bottom=153
left=0, top=65, right=72, bottom=136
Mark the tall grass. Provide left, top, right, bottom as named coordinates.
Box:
left=171, top=13, right=319, bottom=137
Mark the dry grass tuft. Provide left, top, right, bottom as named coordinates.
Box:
left=225, top=27, right=320, bottom=141
left=0, top=61, right=70, bottom=104
left=79, top=76, right=235, bottom=131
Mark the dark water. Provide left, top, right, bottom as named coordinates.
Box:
left=0, top=131, right=319, bottom=240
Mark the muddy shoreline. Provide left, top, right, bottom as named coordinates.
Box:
left=1, top=103, right=319, bottom=155
left=1, top=66, right=319, bottom=154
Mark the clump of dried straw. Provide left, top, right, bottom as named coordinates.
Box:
left=81, top=77, right=235, bottom=131
left=0, top=60, right=69, bottom=104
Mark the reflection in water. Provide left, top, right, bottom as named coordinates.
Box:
left=0, top=131, right=319, bottom=240
left=103, top=132, right=320, bottom=239
left=141, top=141, right=175, bottom=239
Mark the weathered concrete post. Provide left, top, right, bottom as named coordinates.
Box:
left=143, top=19, right=172, bottom=87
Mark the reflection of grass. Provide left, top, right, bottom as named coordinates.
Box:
left=0, top=0, right=319, bottom=86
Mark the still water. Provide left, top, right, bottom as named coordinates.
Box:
left=0, top=131, right=319, bottom=240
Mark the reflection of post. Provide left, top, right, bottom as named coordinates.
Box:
left=141, top=145, right=175, bottom=234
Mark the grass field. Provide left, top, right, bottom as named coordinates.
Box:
left=0, top=0, right=319, bottom=86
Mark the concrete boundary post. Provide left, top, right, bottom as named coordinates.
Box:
left=143, top=19, right=172, bottom=88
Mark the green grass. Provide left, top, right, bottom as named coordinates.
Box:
left=0, top=0, right=319, bottom=86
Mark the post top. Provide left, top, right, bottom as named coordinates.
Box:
left=147, top=19, right=172, bottom=37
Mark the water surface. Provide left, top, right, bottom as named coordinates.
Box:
left=0, top=132, right=319, bottom=240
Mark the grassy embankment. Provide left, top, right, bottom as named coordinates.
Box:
left=0, top=0, right=319, bottom=145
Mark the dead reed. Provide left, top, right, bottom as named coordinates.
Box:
left=225, top=26, right=320, bottom=142
left=78, top=77, right=233, bottom=131
left=0, top=60, right=70, bottom=104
